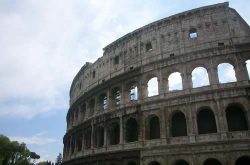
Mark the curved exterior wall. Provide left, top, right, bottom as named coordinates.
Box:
left=63, top=2, right=250, bottom=165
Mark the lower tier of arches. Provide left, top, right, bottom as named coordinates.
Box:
left=62, top=140, right=250, bottom=165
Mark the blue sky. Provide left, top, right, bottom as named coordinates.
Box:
left=0, top=0, right=249, bottom=162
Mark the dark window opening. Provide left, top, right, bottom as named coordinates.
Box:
left=130, top=86, right=138, bottom=101
left=84, top=129, right=91, bottom=149
left=170, top=53, right=174, bottom=57
left=89, top=99, right=95, bottom=116
left=98, top=93, right=108, bottom=110
left=80, top=103, right=86, bottom=120
left=115, top=91, right=121, bottom=105
left=189, top=28, right=197, bottom=38
left=114, top=56, right=119, bottom=65
left=77, top=136, right=82, bottom=152
left=149, top=116, right=160, bottom=139
left=218, top=42, right=224, bottom=46
left=146, top=42, right=153, bottom=52
left=92, top=70, right=96, bottom=79
left=71, top=139, right=75, bottom=154
left=149, top=161, right=161, bottom=165
left=235, top=156, right=250, bottom=165
left=127, top=162, right=137, bottom=165
left=109, top=123, right=120, bottom=145
left=203, top=158, right=222, bottom=165
left=226, top=105, right=248, bottom=131
left=171, top=112, right=187, bottom=137
left=125, top=118, right=138, bottom=142
left=197, top=108, right=217, bottom=134
left=174, top=159, right=189, bottom=165
left=94, top=126, right=104, bottom=147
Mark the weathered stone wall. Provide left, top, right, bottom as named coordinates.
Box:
left=63, top=2, right=250, bottom=165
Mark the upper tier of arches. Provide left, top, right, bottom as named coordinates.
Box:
left=69, top=2, right=250, bottom=104
left=67, top=58, right=250, bottom=127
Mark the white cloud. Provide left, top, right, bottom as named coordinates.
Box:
left=0, top=0, right=166, bottom=119
left=9, top=132, right=57, bottom=145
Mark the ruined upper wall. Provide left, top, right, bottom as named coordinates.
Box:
left=69, top=2, right=250, bottom=105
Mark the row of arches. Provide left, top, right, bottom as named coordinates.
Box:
left=147, top=156, right=250, bottom=165
left=64, top=103, right=249, bottom=157
left=147, top=61, right=249, bottom=97
left=147, top=103, right=248, bottom=138
left=67, top=60, right=250, bottom=129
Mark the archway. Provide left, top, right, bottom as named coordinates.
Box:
left=235, top=156, right=250, bottom=165
left=149, top=161, right=161, bottom=165
left=217, top=63, right=237, bottom=83
left=174, top=159, right=189, bottom=165
left=197, top=108, right=217, bottom=134
left=171, top=111, right=187, bottom=137
left=168, top=72, right=183, bottom=91
left=109, top=122, right=120, bottom=145
left=203, top=158, right=222, bottom=165
left=192, top=67, right=210, bottom=88
left=149, top=116, right=160, bottom=139
left=125, top=118, right=138, bottom=142
left=148, top=77, right=159, bottom=97
left=226, top=104, right=248, bottom=131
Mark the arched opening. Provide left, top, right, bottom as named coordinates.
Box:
left=189, top=28, right=198, bottom=38
left=192, top=67, right=210, bottom=88
left=174, top=159, right=189, bottom=165
left=94, top=126, right=104, bottom=147
left=84, top=128, right=91, bottom=149
left=98, top=93, right=108, bottom=110
left=226, top=104, right=248, bottom=131
left=109, top=122, right=120, bottom=145
left=71, top=138, right=75, bottom=154
left=168, top=72, right=183, bottom=91
left=149, top=161, right=161, bottom=165
left=235, top=156, right=250, bottom=165
left=74, top=110, right=78, bottom=123
left=125, top=118, right=138, bottom=142
left=88, top=99, right=95, bottom=116
left=127, top=162, right=137, bottom=165
left=148, top=116, right=160, bottom=139
left=197, top=108, right=217, bottom=134
left=147, top=77, right=159, bottom=97
left=203, top=158, right=222, bottom=165
left=111, top=87, right=121, bottom=107
left=171, top=111, right=187, bottom=137
left=146, top=42, right=153, bottom=52
left=218, top=63, right=237, bottom=83
left=76, top=135, right=82, bottom=152
left=130, top=86, right=138, bottom=101
left=246, top=60, right=250, bottom=79
left=80, top=103, right=86, bottom=121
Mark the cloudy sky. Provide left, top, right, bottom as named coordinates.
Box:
left=0, top=0, right=249, bottom=162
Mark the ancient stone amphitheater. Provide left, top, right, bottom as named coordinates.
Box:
left=63, top=2, right=250, bottom=165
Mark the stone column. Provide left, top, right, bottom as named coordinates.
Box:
left=142, top=82, right=148, bottom=99
left=208, top=67, right=219, bottom=87
left=81, top=132, right=85, bottom=153
left=104, top=123, right=107, bottom=148
left=68, top=137, right=72, bottom=156
left=158, top=69, right=164, bottom=95
left=121, top=84, right=125, bottom=105
left=182, top=72, right=192, bottom=91
left=160, top=107, right=167, bottom=140
left=119, top=116, right=124, bottom=144
left=235, top=62, right=249, bottom=83
left=91, top=121, right=94, bottom=149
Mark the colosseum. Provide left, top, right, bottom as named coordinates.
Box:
left=63, top=2, right=250, bottom=165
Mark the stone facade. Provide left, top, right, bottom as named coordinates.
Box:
left=63, top=2, right=250, bottom=165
